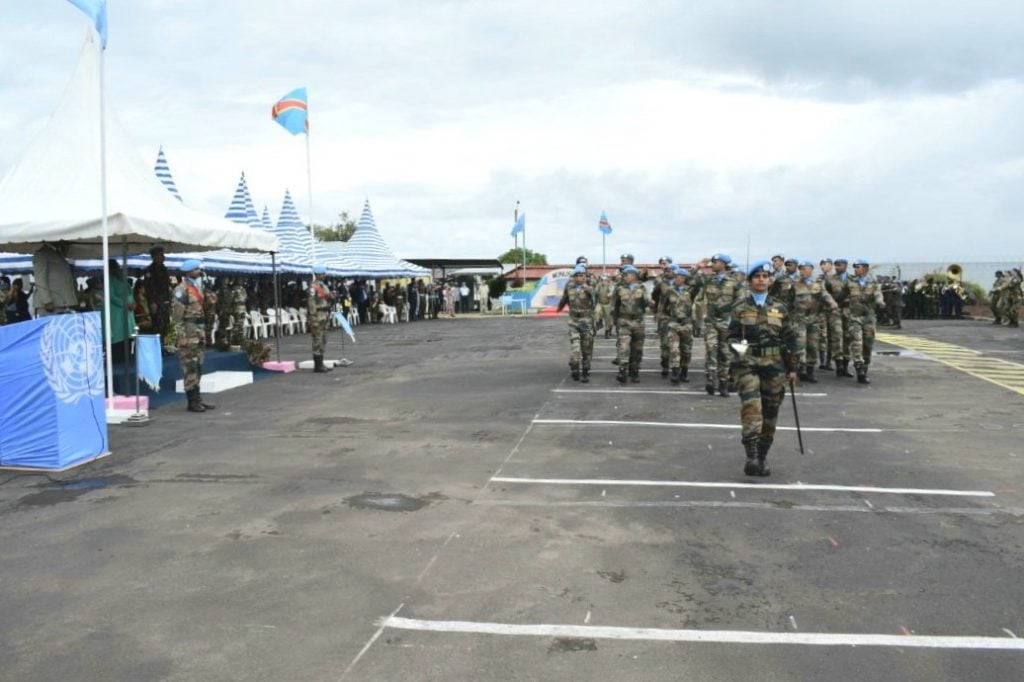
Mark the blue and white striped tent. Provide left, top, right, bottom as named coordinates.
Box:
left=0, top=252, right=32, bottom=273
left=275, top=190, right=356, bottom=275
left=342, top=199, right=429, bottom=278
left=154, top=146, right=182, bottom=202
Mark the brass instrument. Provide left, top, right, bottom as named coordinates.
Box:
left=947, top=264, right=963, bottom=282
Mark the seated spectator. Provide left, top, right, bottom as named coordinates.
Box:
left=7, top=278, right=33, bottom=323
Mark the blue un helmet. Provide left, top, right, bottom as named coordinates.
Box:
left=673, top=265, right=689, bottom=278
left=180, top=258, right=203, bottom=273
left=313, top=265, right=327, bottom=275
left=748, top=260, right=773, bottom=278
left=710, top=253, right=732, bottom=264
left=621, top=265, right=639, bottom=276
left=573, top=264, right=587, bottom=275
left=852, top=258, right=870, bottom=267
left=799, top=260, right=815, bottom=269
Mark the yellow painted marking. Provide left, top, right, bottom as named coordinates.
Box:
left=877, top=333, right=1024, bottom=396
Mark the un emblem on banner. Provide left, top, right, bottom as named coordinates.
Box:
left=40, top=315, right=105, bottom=404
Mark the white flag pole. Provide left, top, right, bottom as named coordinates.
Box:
left=305, top=129, right=315, bottom=265
left=98, top=36, right=115, bottom=407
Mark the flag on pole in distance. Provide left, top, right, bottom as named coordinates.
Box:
left=510, top=213, right=525, bottom=237
left=67, top=0, right=109, bottom=48
left=598, top=210, right=612, bottom=235
left=333, top=312, right=357, bottom=343
left=272, top=87, right=309, bottom=135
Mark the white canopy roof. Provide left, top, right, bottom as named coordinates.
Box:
left=0, top=33, right=278, bottom=258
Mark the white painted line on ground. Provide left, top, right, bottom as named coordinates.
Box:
left=474, top=499, right=1022, bottom=516
left=341, top=602, right=406, bottom=680
left=533, top=418, right=882, bottom=433
left=381, top=616, right=1024, bottom=650
left=552, top=388, right=828, bottom=397
left=489, top=476, right=995, bottom=497
left=591, top=368, right=706, bottom=373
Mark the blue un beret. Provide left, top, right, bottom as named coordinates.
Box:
left=573, top=264, right=587, bottom=274
left=313, top=265, right=327, bottom=275
left=180, top=259, right=202, bottom=272
left=799, top=260, right=815, bottom=269
left=711, top=253, right=731, bottom=264
left=748, top=260, right=773, bottom=277
left=852, top=258, right=869, bottom=267
left=621, top=265, right=639, bottom=275
left=673, top=265, right=689, bottom=277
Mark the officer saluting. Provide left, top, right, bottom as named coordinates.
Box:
left=172, top=259, right=215, bottom=413
left=727, top=260, right=800, bottom=477
left=307, top=265, right=335, bottom=373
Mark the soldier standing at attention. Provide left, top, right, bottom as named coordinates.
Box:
left=231, top=279, right=248, bottom=350
left=594, top=275, right=615, bottom=338
left=172, top=260, right=215, bottom=413
left=557, top=264, right=597, bottom=382
left=837, top=259, right=885, bottom=384
left=727, top=260, right=799, bottom=477
left=308, top=265, right=334, bottom=373
left=662, top=265, right=696, bottom=384
left=817, top=258, right=835, bottom=369
left=143, top=245, right=172, bottom=346
left=989, top=271, right=1005, bottom=325
left=612, top=265, right=653, bottom=384
left=788, top=260, right=837, bottom=383
left=701, top=253, right=741, bottom=397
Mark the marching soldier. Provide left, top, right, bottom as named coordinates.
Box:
left=661, top=265, right=697, bottom=384
left=836, top=258, right=885, bottom=384
left=172, top=259, right=215, bottom=413
left=816, top=258, right=834, bottom=369
left=594, top=275, right=615, bottom=338
left=557, top=264, right=597, bottom=382
left=612, top=265, right=653, bottom=383
left=787, top=260, right=837, bottom=383
left=307, top=265, right=335, bottom=373
left=651, top=257, right=675, bottom=377
left=825, top=258, right=854, bottom=378
left=727, top=260, right=800, bottom=477
left=700, top=253, right=741, bottom=396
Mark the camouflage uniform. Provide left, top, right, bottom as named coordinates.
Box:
left=557, top=277, right=597, bottom=381
left=202, top=285, right=218, bottom=348
left=727, top=289, right=799, bottom=477
left=594, top=277, right=615, bottom=337
left=881, top=279, right=903, bottom=328
left=787, top=276, right=835, bottom=382
left=700, top=271, right=741, bottom=395
left=307, top=279, right=334, bottom=367
left=231, top=282, right=248, bottom=348
left=171, top=278, right=208, bottom=410
left=215, top=278, right=233, bottom=347
left=989, top=273, right=1006, bottom=324
left=824, top=270, right=853, bottom=376
left=994, top=271, right=1022, bottom=327
left=651, top=272, right=674, bottom=375
left=660, top=280, right=696, bottom=384
left=612, top=279, right=653, bottom=382
left=836, top=273, right=884, bottom=383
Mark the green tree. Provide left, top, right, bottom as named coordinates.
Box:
left=498, top=248, right=547, bottom=265
left=312, top=211, right=357, bottom=242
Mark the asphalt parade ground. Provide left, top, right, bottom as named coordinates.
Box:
left=2, top=315, right=1023, bottom=681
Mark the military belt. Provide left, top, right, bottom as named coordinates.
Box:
left=751, top=345, right=781, bottom=357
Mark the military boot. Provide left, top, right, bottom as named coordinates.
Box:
left=313, top=354, right=332, bottom=373
left=570, top=362, right=581, bottom=381
left=823, top=352, right=833, bottom=370
left=856, top=363, right=870, bottom=384
left=818, top=350, right=827, bottom=370
left=1010, top=321, right=1020, bottom=328
left=797, top=363, right=808, bottom=382
left=616, top=367, right=628, bottom=384
left=743, top=441, right=760, bottom=476
left=804, top=365, right=818, bottom=383
left=679, top=367, right=689, bottom=383
left=186, top=388, right=205, bottom=413
left=660, top=358, right=669, bottom=377
left=670, top=368, right=680, bottom=385
left=837, top=359, right=854, bottom=378
left=755, top=440, right=772, bottom=476
left=718, top=379, right=729, bottom=397
left=992, top=318, right=1002, bottom=325
left=604, top=329, right=612, bottom=339
left=629, top=365, right=640, bottom=383
left=197, top=391, right=215, bottom=410
left=705, top=375, right=717, bottom=395
left=581, top=367, right=590, bottom=383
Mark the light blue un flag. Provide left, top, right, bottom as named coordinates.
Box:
left=333, top=312, right=357, bottom=343
left=136, top=334, right=163, bottom=391
left=67, top=0, right=109, bottom=48
left=510, top=213, right=525, bottom=237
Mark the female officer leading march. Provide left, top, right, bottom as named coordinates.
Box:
left=727, top=260, right=801, bottom=477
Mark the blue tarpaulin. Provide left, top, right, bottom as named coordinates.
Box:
left=0, top=313, right=109, bottom=470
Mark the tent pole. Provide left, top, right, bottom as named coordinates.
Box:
left=99, top=41, right=115, bottom=406
left=272, top=253, right=281, bottom=363
left=305, top=132, right=316, bottom=265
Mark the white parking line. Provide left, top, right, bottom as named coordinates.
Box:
left=553, top=388, right=828, bottom=397
left=381, top=616, right=1024, bottom=650
left=533, top=418, right=882, bottom=433
left=489, top=476, right=994, bottom=497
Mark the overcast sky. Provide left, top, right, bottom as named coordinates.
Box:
left=3, top=1, right=1024, bottom=265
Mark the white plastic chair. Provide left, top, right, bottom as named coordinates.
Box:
left=248, top=310, right=269, bottom=338
left=288, top=307, right=307, bottom=333
left=381, top=304, right=397, bottom=324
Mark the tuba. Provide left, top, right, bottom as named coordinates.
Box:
left=947, top=264, right=963, bottom=282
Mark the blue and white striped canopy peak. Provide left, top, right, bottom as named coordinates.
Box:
left=224, top=172, right=251, bottom=224
left=153, top=146, right=182, bottom=202
left=273, top=189, right=314, bottom=266
left=344, top=198, right=429, bottom=277
left=243, top=181, right=262, bottom=229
